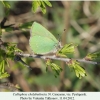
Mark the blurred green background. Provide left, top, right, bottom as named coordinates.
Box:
left=0, top=1, right=100, bottom=92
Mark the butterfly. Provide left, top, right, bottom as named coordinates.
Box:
left=29, top=22, right=61, bottom=55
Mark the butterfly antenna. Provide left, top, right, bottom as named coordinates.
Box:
left=58, top=29, right=66, bottom=41
left=57, top=29, right=66, bottom=47
left=57, top=33, right=61, bottom=43
left=14, top=55, right=32, bottom=70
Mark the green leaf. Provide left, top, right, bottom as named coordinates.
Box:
left=0, top=60, right=5, bottom=74
left=5, top=8, right=10, bottom=17
left=32, top=0, right=52, bottom=14
left=44, top=1, right=52, bottom=7
left=67, top=60, right=86, bottom=79
left=15, top=84, right=21, bottom=89
left=0, top=72, right=10, bottom=79
left=1, top=1, right=11, bottom=9
left=32, top=1, right=40, bottom=13
left=40, top=1, right=45, bottom=8
left=19, top=21, right=33, bottom=30
left=56, top=53, right=67, bottom=58
left=40, top=1, right=46, bottom=14
left=0, top=49, right=6, bottom=58
left=46, top=59, right=51, bottom=71
left=46, top=59, right=62, bottom=77
left=6, top=59, right=10, bottom=68
left=57, top=43, right=78, bottom=57
left=51, top=63, right=62, bottom=77
left=85, top=51, right=100, bottom=61
left=0, top=42, right=22, bottom=79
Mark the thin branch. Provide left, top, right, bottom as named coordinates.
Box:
left=70, top=19, right=100, bottom=48
left=70, top=20, right=85, bottom=34
left=0, top=17, right=14, bottom=28
left=16, top=53, right=100, bottom=65
left=83, top=1, right=92, bottom=17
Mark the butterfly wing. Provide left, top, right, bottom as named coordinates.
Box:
left=29, top=22, right=59, bottom=54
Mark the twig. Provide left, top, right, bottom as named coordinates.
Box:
left=70, top=19, right=100, bottom=47
left=83, top=1, right=92, bottom=17
left=16, top=53, right=100, bottom=65
left=70, top=20, right=85, bottom=34
left=0, top=17, right=14, bottom=28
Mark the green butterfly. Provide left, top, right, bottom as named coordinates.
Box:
left=29, top=22, right=60, bottom=55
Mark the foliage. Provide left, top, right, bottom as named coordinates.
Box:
left=0, top=43, right=21, bottom=79
left=0, top=59, right=9, bottom=79
left=1, top=1, right=52, bottom=14
left=1, top=1, right=11, bottom=9
left=85, top=51, right=100, bottom=61
left=32, top=0, right=52, bottom=14
left=67, top=60, right=86, bottom=79
left=46, top=59, right=62, bottom=77
left=57, top=43, right=78, bottom=57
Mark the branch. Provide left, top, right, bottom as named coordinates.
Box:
left=0, top=17, right=14, bottom=28
left=16, top=53, right=100, bottom=65
left=83, top=1, right=92, bottom=17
